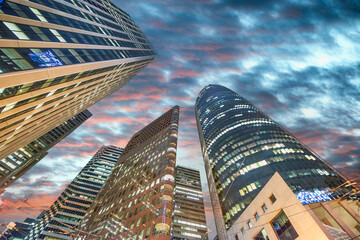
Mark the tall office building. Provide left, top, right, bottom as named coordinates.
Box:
left=172, top=166, right=208, bottom=240
left=0, top=218, right=35, bottom=240
left=0, top=0, right=156, bottom=160
left=25, top=145, right=123, bottom=240
left=76, top=106, right=180, bottom=240
left=195, top=85, right=356, bottom=236
left=0, top=109, right=91, bottom=192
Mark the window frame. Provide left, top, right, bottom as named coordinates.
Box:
left=262, top=203, right=267, bottom=213
left=269, top=194, right=276, bottom=204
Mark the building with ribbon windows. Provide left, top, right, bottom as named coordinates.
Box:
left=0, top=0, right=156, bottom=161
left=0, top=109, right=91, bottom=192
left=25, top=145, right=123, bottom=240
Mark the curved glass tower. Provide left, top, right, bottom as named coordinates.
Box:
left=195, top=84, right=354, bottom=232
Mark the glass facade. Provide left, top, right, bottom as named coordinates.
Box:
left=0, top=109, right=92, bottom=192
left=25, top=145, right=123, bottom=240
left=254, top=228, right=269, bottom=240
left=0, top=0, right=155, bottom=72
left=195, top=84, right=355, bottom=230
left=271, top=211, right=298, bottom=240
left=0, top=0, right=155, bottom=161
left=76, top=106, right=179, bottom=240
left=0, top=218, right=36, bottom=240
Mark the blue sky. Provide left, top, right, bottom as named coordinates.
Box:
left=1, top=1, right=359, bottom=238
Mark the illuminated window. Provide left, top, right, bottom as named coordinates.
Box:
left=254, top=228, right=269, bottom=240
left=49, top=29, right=67, bottom=42
left=139, top=229, right=144, bottom=238
left=154, top=223, right=170, bottom=235
left=3, top=22, right=29, bottom=40
left=2, top=102, right=16, bottom=113
left=136, top=217, right=141, bottom=227
left=161, top=174, right=174, bottom=182
left=30, top=7, right=48, bottom=22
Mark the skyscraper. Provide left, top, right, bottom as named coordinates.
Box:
left=76, top=106, right=179, bottom=240
left=0, top=110, right=92, bottom=192
left=25, top=145, right=123, bottom=240
left=195, top=85, right=355, bottom=235
left=0, top=218, right=35, bottom=240
left=172, top=166, right=208, bottom=240
left=0, top=0, right=156, bottom=160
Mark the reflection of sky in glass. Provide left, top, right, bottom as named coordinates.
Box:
left=29, top=50, right=63, bottom=68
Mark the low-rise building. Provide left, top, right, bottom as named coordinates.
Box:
left=227, top=172, right=360, bottom=240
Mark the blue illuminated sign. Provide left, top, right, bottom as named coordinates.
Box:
left=296, top=189, right=332, bottom=204
left=29, top=50, right=63, bottom=68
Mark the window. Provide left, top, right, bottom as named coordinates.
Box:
left=271, top=210, right=299, bottom=240
left=248, top=221, right=252, bottom=229
left=3, top=22, right=30, bottom=40
left=136, top=217, right=141, bottom=227
left=254, top=212, right=259, bottom=221
left=241, top=227, right=245, bottom=235
left=262, top=204, right=267, bottom=213
left=234, top=234, right=239, bottom=240
left=254, top=228, right=269, bottom=240
left=142, top=215, right=147, bottom=224
left=145, top=227, right=151, bottom=238
left=270, top=194, right=276, bottom=203
left=139, top=229, right=144, bottom=239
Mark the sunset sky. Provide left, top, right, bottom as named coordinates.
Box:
left=1, top=0, right=359, bottom=238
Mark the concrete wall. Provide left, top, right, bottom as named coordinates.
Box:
left=227, top=172, right=332, bottom=240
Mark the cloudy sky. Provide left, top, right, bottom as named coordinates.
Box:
left=1, top=0, right=360, bottom=238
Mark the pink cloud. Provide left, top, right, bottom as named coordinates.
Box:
left=171, top=69, right=203, bottom=78
left=209, top=52, right=238, bottom=61
left=331, top=145, right=358, bottom=155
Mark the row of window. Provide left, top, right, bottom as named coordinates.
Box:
left=0, top=64, right=148, bottom=148
left=237, top=194, right=299, bottom=240
left=0, top=111, right=90, bottom=187
left=26, top=147, right=123, bottom=238
left=2, top=1, right=147, bottom=43
left=0, top=47, right=153, bottom=73
left=0, top=21, right=151, bottom=50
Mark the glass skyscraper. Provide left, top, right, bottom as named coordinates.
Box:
left=195, top=85, right=355, bottom=234
left=76, top=106, right=179, bottom=240
left=0, top=0, right=156, bottom=160
left=0, top=109, right=91, bottom=192
left=25, top=145, right=123, bottom=240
